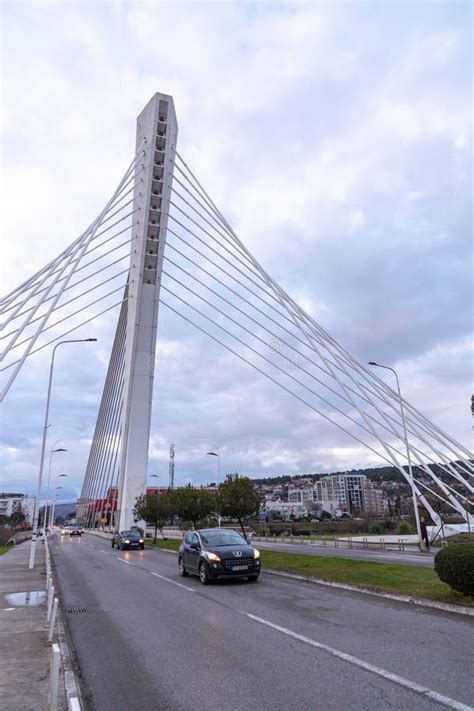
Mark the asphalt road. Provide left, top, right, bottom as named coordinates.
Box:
left=51, top=534, right=473, bottom=711
left=255, top=539, right=436, bottom=567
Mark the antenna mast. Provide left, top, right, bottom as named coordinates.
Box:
left=169, top=444, right=175, bottom=490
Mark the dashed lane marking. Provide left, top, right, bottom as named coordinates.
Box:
left=247, top=614, right=473, bottom=711
left=150, top=571, right=195, bottom=593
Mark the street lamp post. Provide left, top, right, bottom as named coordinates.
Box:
left=29, top=337, right=97, bottom=569
left=368, top=361, right=423, bottom=548
left=50, top=485, right=64, bottom=530
left=45, top=443, right=67, bottom=531
left=49, top=474, right=68, bottom=530
left=207, top=445, right=221, bottom=526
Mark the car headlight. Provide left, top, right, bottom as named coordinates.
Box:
left=139, top=539, right=144, bottom=543
left=204, top=551, right=221, bottom=562
left=253, top=548, right=260, bottom=559
left=124, top=539, right=130, bottom=544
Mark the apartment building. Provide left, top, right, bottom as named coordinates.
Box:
left=287, top=485, right=313, bottom=505
left=313, top=473, right=385, bottom=515
left=0, top=493, right=36, bottom=523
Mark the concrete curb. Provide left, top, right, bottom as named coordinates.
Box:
left=144, top=545, right=474, bottom=618
left=56, top=612, right=84, bottom=711
left=49, top=538, right=85, bottom=710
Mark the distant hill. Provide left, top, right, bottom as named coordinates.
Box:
left=53, top=502, right=76, bottom=519
left=40, top=502, right=76, bottom=521
left=252, top=462, right=470, bottom=486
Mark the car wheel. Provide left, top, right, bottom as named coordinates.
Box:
left=199, top=561, right=210, bottom=585
left=178, top=557, right=189, bottom=577
left=248, top=575, right=259, bottom=582
left=111, top=539, right=115, bottom=548
left=140, top=545, right=145, bottom=550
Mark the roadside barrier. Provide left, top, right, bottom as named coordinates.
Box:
left=48, top=598, right=59, bottom=643
left=47, top=583, right=55, bottom=622
left=251, top=534, right=421, bottom=554
left=47, top=643, right=60, bottom=711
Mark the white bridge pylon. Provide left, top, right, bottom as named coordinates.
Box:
left=1, top=93, right=472, bottom=532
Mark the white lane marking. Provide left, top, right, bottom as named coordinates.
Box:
left=150, top=571, right=195, bottom=593
left=247, top=614, right=473, bottom=711
left=86, top=544, right=113, bottom=556
left=3, top=608, right=16, bottom=612
left=117, top=558, right=134, bottom=565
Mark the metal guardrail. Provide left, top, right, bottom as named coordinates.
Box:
left=251, top=535, right=412, bottom=552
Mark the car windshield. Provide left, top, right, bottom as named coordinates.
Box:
left=122, top=531, right=140, bottom=538
left=200, top=530, right=247, bottom=547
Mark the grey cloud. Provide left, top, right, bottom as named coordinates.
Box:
left=1, top=1, right=472, bottom=496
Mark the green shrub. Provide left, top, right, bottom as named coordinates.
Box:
left=434, top=544, right=474, bottom=595
left=369, top=524, right=383, bottom=535
left=396, top=522, right=412, bottom=535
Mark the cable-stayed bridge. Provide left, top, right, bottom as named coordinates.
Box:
left=1, top=93, right=472, bottom=536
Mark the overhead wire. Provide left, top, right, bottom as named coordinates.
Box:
left=169, top=158, right=473, bottom=470
left=172, top=151, right=473, bottom=464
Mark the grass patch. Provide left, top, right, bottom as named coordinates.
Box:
left=145, top=538, right=181, bottom=552
left=260, top=550, right=474, bottom=608
left=144, top=537, right=473, bottom=608
left=0, top=546, right=11, bottom=555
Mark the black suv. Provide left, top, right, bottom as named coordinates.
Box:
left=178, top=528, right=261, bottom=584
left=112, top=530, right=145, bottom=550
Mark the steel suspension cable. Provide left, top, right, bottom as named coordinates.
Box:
left=173, top=154, right=472, bottom=466
left=159, top=295, right=394, bottom=467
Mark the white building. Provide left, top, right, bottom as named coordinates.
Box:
left=265, top=501, right=307, bottom=519
left=0, top=493, right=36, bottom=524
left=288, top=485, right=313, bottom=506
left=313, top=473, right=386, bottom=515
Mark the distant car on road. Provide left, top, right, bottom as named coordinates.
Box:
left=178, top=528, right=261, bottom=584
left=69, top=528, right=82, bottom=537
left=61, top=526, right=71, bottom=536
left=112, top=530, right=145, bottom=550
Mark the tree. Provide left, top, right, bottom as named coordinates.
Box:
left=218, top=475, right=260, bottom=539
left=133, top=493, right=171, bottom=543
left=9, top=511, right=26, bottom=530
left=168, top=485, right=216, bottom=530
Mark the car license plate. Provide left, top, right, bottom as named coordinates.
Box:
left=232, top=565, right=248, bottom=571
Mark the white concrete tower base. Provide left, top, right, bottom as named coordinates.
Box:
left=116, top=93, right=178, bottom=531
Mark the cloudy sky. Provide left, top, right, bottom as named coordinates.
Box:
left=1, top=1, right=472, bottom=503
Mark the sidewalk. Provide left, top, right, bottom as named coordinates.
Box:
left=0, top=541, right=69, bottom=711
